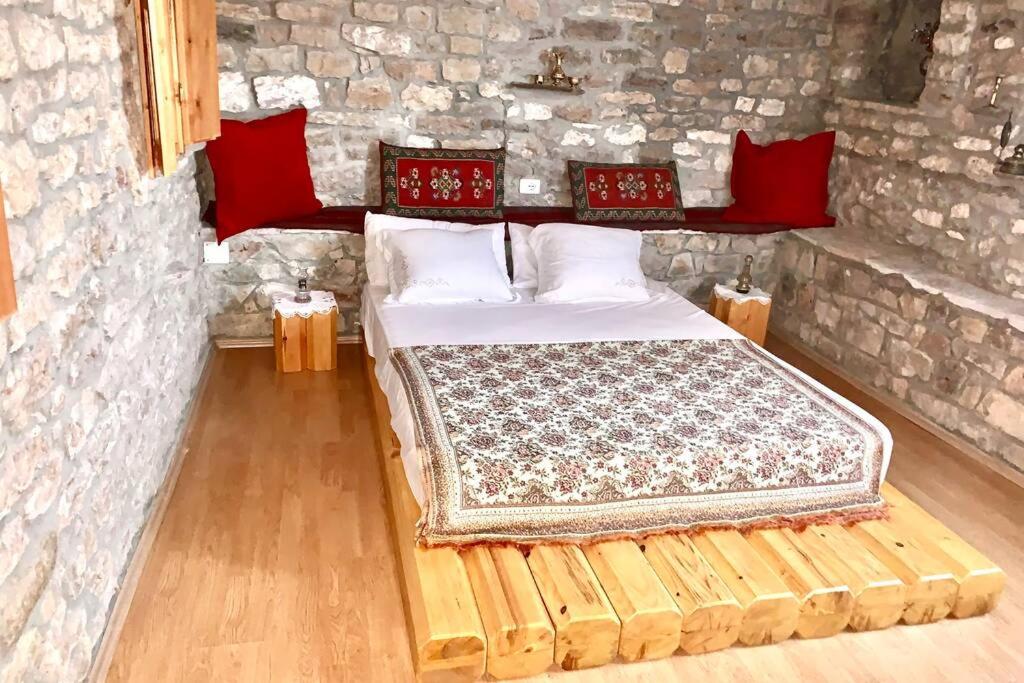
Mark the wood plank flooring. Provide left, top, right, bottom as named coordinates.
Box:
left=106, top=339, right=1024, bottom=682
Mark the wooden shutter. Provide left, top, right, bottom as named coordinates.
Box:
left=133, top=0, right=219, bottom=175
left=0, top=184, right=16, bottom=319
left=174, top=0, right=221, bottom=144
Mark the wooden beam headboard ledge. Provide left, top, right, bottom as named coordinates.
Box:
left=202, top=203, right=833, bottom=237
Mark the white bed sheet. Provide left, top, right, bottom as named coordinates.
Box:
left=362, top=283, right=893, bottom=504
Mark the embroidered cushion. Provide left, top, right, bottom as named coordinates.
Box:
left=205, top=108, right=322, bottom=241
left=380, top=142, right=505, bottom=219
left=722, top=130, right=836, bottom=227
left=529, top=223, right=650, bottom=303
left=567, top=160, right=686, bottom=223
left=383, top=228, right=516, bottom=305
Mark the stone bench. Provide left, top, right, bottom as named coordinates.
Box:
left=772, top=228, right=1024, bottom=475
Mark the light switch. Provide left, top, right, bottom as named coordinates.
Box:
left=519, top=178, right=541, bottom=195
left=203, top=241, right=230, bottom=264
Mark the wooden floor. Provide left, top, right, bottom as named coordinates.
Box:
left=106, top=339, right=1024, bottom=682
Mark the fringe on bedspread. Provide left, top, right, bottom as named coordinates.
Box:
left=414, top=502, right=890, bottom=550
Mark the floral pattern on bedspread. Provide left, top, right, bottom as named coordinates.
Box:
left=391, top=338, right=887, bottom=546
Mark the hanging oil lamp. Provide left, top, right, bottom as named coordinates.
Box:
left=996, top=144, right=1024, bottom=177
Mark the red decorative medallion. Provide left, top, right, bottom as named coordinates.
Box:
left=381, top=142, right=505, bottom=219
left=569, top=160, right=685, bottom=222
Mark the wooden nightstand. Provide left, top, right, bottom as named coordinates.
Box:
left=708, top=283, right=771, bottom=346
left=272, top=291, right=338, bottom=373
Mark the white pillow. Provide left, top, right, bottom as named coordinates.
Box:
left=364, top=212, right=509, bottom=288
left=529, top=223, right=650, bottom=303
left=508, top=223, right=538, bottom=289
left=384, top=228, right=516, bottom=304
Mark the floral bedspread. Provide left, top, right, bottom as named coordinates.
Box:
left=391, top=338, right=887, bottom=546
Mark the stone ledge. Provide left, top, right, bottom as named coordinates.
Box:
left=774, top=231, right=1024, bottom=473
left=833, top=96, right=931, bottom=118
left=795, top=229, right=1024, bottom=333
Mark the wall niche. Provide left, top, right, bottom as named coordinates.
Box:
left=835, top=0, right=943, bottom=105
left=877, top=0, right=942, bottom=103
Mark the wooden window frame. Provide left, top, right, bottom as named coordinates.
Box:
left=0, top=183, right=16, bottom=319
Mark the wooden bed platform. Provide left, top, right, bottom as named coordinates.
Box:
left=363, top=352, right=1005, bottom=681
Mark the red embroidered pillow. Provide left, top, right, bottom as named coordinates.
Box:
left=380, top=142, right=505, bottom=219
left=722, top=130, right=836, bottom=227
left=205, top=108, right=322, bottom=242
left=568, top=160, right=685, bottom=222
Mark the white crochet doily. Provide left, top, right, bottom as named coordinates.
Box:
left=713, top=282, right=771, bottom=304
left=271, top=291, right=339, bottom=318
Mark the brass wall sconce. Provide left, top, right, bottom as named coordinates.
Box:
left=510, top=50, right=584, bottom=95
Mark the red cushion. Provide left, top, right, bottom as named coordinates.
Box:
left=205, top=108, right=322, bottom=241
left=568, top=160, right=685, bottom=222
left=722, top=130, right=836, bottom=227
left=379, top=142, right=505, bottom=219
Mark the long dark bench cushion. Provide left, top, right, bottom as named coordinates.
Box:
left=204, top=203, right=835, bottom=240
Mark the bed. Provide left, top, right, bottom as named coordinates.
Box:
left=359, top=223, right=1003, bottom=681
left=364, top=281, right=892, bottom=546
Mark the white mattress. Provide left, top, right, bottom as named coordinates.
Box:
left=362, top=283, right=893, bottom=504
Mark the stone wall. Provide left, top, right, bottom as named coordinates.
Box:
left=825, top=0, right=1024, bottom=298
left=207, top=0, right=833, bottom=338
left=204, top=225, right=781, bottom=338
left=773, top=231, right=1024, bottom=473
left=771, top=0, right=1024, bottom=477
left=215, top=0, right=835, bottom=207
left=828, top=96, right=1024, bottom=298
left=0, top=1, right=209, bottom=679
left=823, top=0, right=1024, bottom=301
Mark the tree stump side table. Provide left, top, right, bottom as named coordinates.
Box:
left=708, top=283, right=771, bottom=346
left=271, top=291, right=338, bottom=373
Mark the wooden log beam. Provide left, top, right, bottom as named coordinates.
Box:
left=882, top=484, right=1005, bottom=618
left=583, top=540, right=682, bottom=662
left=527, top=545, right=620, bottom=671
left=748, top=528, right=854, bottom=638
left=363, top=353, right=487, bottom=681
left=693, top=530, right=800, bottom=645
left=462, top=546, right=554, bottom=679
left=642, top=534, right=742, bottom=654
left=801, top=525, right=907, bottom=631
left=849, top=517, right=959, bottom=624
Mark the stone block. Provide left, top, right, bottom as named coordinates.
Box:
left=307, top=51, right=357, bottom=78
left=984, top=391, right=1024, bottom=442
left=442, top=57, right=480, bottom=82
left=508, top=0, right=541, bottom=21
left=245, top=45, right=301, bottom=72
left=354, top=2, right=399, bottom=22
left=0, top=535, right=57, bottom=649
left=400, top=83, right=453, bottom=111
left=562, top=19, right=622, bottom=41
left=342, top=24, right=413, bottom=55
left=346, top=77, right=393, bottom=109
left=15, top=14, right=65, bottom=71
left=437, top=6, right=485, bottom=35
left=291, top=24, right=341, bottom=49
left=888, top=338, right=934, bottom=380
left=253, top=75, right=321, bottom=109
left=846, top=319, right=885, bottom=356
